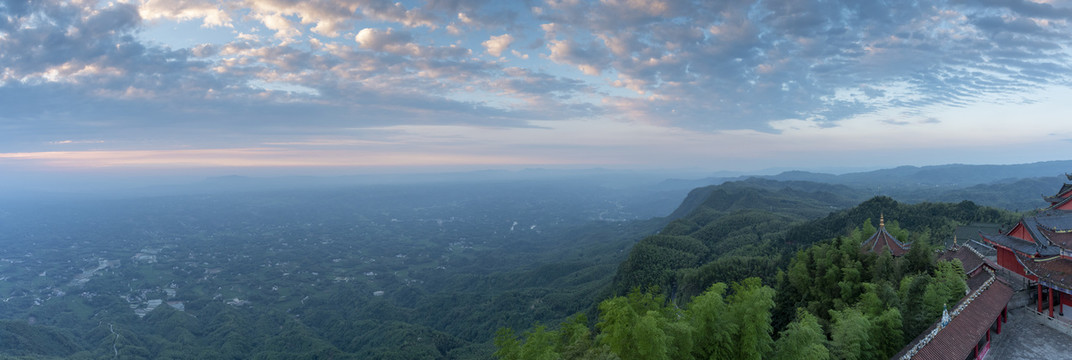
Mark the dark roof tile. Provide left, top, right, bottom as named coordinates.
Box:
left=983, top=233, right=1057, bottom=257
left=1016, top=253, right=1072, bottom=292
left=1058, top=183, right=1072, bottom=197
left=896, top=273, right=1013, bottom=360
left=862, top=227, right=910, bottom=256
left=1033, top=211, right=1072, bottom=232
left=938, top=246, right=986, bottom=275
left=1039, top=228, right=1072, bottom=250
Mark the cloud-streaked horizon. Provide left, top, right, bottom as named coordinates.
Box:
left=3, top=0, right=1072, bottom=174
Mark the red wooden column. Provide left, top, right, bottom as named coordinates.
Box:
left=1050, top=285, right=1055, bottom=318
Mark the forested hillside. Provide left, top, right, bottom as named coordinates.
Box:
left=500, top=179, right=1021, bottom=360
left=611, top=179, right=1016, bottom=303
left=614, top=179, right=863, bottom=299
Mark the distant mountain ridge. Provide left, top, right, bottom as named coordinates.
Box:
left=660, top=160, right=1072, bottom=211
left=767, top=160, right=1072, bottom=187
left=664, top=160, right=1072, bottom=189
left=666, top=179, right=864, bottom=220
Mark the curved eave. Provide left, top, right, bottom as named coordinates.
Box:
left=1015, top=253, right=1072, bottom=293
left=1058, top=183, right=1072, bottom=197
left=862, top=227, right=910, bottom=255
left=982, top=233, right=1057, bottom=257
left=1048, top=195, right=1072, bottom=211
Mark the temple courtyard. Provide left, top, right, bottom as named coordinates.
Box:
left=987, top=307, right=1072, bottom=359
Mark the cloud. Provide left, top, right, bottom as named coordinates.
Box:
left=0, top=147, right=569, bottom=168
left=137, top=0, right=233, bottom=27
left=129, top=0, right=444, bottom=39
left=6, top=0, right=1072, bottom=160
left=546, top=37, right=610, bottom=75
left=965, top=0, right=1072, bottom=20
left=356, top=28, right=413, bottom=51
left=0, top=0, right=599, bottom=155
left=260, top=13, right=302, bottom=39
left=483, top=34, right=514, bottom=57
left=0, top=1, right=144, bottom=76
left=526, top=0, right=1072, bottom=131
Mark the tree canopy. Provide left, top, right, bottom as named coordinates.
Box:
left=500, top=194, right=998, bottom=360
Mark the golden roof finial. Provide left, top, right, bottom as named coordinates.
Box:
left=880, top=213, right=885, bottom=228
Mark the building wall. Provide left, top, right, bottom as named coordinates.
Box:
left=1056, top=201, right=1072, bottom=211
left=1008, top=223, right=1035, bottom=243
left=997, top=247, right=1029, bottom=278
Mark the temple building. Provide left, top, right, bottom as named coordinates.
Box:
left=938, top=244, right=991, bottom=278
left=861, top=214, right=911, bottom=256
left=895, top=245, right=1012, bottom=360
left=982, top=173, right=1072, bottom=319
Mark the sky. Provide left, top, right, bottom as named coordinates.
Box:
left=3, top=0, right=1072, bottom=185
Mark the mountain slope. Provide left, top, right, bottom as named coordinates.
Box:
left=611, top=179, right=1021, bottom=304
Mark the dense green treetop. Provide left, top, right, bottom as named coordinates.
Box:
left=501, top=180, right=1012, bottom=360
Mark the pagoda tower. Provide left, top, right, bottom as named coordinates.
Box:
left=861, top=214, right=911, bottom=256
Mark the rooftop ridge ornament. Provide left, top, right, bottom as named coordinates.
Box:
left=880, top=213, right=885, bottom=228
left=940, top=305, right=950, bottom=327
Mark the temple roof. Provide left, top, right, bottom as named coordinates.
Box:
left=1044, top=182, right=1072, bottom=208
left=983, top=210, right=1072, bottom=256
left=1058, top=183, right=1072, bottom=197
left=966, top=271, right=990, bottom=292
left=895, top=271, right=1014, bottom=360
left=1039, top=228, right=1072, bottom=250
left=861, top=226, right=910, bottom=256
left=1027, top=211, right=1072, bottom=246
left=938, top=246, right=986, bottom=275
left=1015, top=252, right=1072, bottom=292
left=982, top=233, right=1059, bottom=257
left=1034, top=210, right=1072, bottom=228
left=1022, top=216, right=1051, bottom=246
